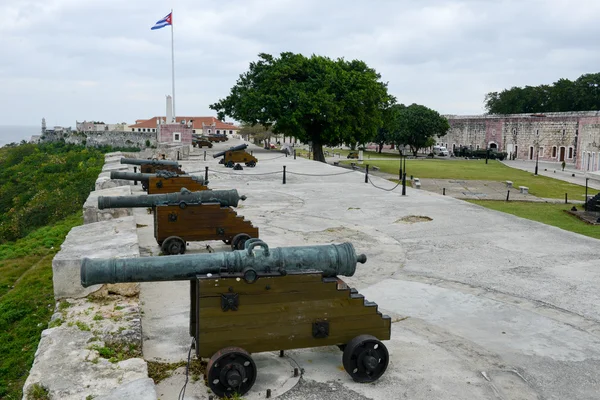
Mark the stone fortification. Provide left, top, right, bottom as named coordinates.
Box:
left=444, top=111, right=600, bottom=172
left=40, top=130, right=157, bottom=149
left=23, top=152, right=157, bottom=400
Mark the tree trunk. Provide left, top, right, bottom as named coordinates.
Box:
left=378, top=143, right=383, bottom=153
left=313, top=143, right=326, bottom=162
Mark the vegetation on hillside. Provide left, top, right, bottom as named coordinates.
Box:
left=0, top=142, right=110, bottom=398
left=485, top=72, right=600, bottom=114
left=0, top=142, right=105, bottom=243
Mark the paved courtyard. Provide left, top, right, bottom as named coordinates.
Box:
left=135, top=139, right=600, bottom=399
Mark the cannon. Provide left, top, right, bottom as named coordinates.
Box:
left=120, top=157, right=180, bottom=167
left=213, top=143, right=257, bottom=168
left=98, top=188, right=258, bottom=254
left=109, top=171, right=209, bottom=194
left=120, top=157, right=185, bottom=174
left=98, top=188, right=243, bottom=210
left=81, top=240, right=391, bottom=398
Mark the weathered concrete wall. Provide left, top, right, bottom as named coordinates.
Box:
left=52, top=216, right=139, bottom=299
left=83, top=186, right=134, bottom=224
left=445, top=111, right=600, bottom=171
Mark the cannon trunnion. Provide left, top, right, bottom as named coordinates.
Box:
left=80, top=241, right=391, bottom=397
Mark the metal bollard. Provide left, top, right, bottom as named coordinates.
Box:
left=294, top=150, right=296, bottom=160
left=365, top=164, right=369, bottom=183
left=565, top=193, right=568, bottom=204
left=203, top=150, right=206, bottom=161
left=506, top=190, right=510, bottom=201
left=283, top=166, right=286, bottom=184
left=133, top=166, right=138, bottom=186
left=205, top=166, right=209, bottom=183
left=443, top=188, right=445, bottom=196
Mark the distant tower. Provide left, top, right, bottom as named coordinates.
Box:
left=41, top=118, right=46, bottom=134
left=166, top=95, right=174, bottom=123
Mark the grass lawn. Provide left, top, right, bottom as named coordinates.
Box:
left=342, top=158, right=589, bottom=200
left=468, top=201, right=600, bottom=240
left=0, top=214, right=83, bottom=399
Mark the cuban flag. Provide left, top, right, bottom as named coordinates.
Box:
left=151, top=12, right=172, bottom=30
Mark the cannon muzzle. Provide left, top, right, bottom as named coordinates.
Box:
left=120, top=157, right=180, bottom=167
left=81, top=241, right=366, bottom=287
left=213, top=143, right=248, bottom=158
left=98, top=188, right=244, bottom=209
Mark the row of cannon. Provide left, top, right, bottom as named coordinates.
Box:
left=85, top=151, right=391, bottom=398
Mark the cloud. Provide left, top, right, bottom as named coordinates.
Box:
left=1, top=0, right=599, bottom=126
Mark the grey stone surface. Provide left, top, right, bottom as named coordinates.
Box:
left=139, top=138, right=600, bottom=399
left=23, top=310, right=150, bottom=400
left=95, top=170, right=132, bottom=190
left=95, top=378, right=157, bottom=400
left=83, top=185, right=133, bottom=224
left=101, top=161, right=131, bottom=172
left=52, top=216, right=139, bottom=299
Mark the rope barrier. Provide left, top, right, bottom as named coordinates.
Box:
left=259, top=154, right=288, bottom=161
left=367, top=176, right=402, bottom=191
left=209, top=169, right=283, bottom=176
left=287, top=170, right=357, bottom=177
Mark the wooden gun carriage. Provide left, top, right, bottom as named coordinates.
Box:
left=98, top=189, right=258, bottom=254
left=81, top=241, right=391, bottom=398
left=213, top=144, right=258, bottom=168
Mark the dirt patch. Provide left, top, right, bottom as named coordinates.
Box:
left=395, top=215, right=433, bottom=224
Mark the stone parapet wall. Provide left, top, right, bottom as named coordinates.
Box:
left=40, top=130, right=157, bottom=149
left=24, top=157, right=157, bottom=399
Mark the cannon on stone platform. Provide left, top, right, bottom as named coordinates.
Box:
left=81, top=240, right=391, bottom=398
left=120, top=157, right=185, bottom=174
left=110, top=170, right=209, bottom=194
left=98, top=188, right=258, bottom=254
left=213, top=143, right=257, bottom=168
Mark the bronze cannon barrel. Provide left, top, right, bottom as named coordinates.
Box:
left=213, top=143, right=248, bottom=158
left=97, top=188, right=243, bottom=209
left=110, top=170, right=188, bottom=182
left=120, top=157, right=180, bottom=167
left=81, top=241, right=366, bottom=287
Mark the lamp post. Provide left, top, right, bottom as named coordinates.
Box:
left=534, top=132, right=540, bottom=176
left=402, top=148, right=407, bottom=196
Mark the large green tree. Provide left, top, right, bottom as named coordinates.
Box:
left=210, top=53, right=394, bottom=162
left=387, top=104, right=450, bottom=156
left=485, top=72, right=600, bottom=114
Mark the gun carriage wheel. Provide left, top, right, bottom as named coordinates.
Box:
left=226, top=161, right=235, bottom=168
left=206, top=346, right=257, bottom=398
left=342, top=334, right=389, bottom=383
left=161, top=236, right=186, bottom=255
left=245, top=161, right=256, bottom=167
left=231, top=233, right=251, bottom=250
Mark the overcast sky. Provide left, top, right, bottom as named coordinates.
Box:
left=2, top=0, right=600, bottom=127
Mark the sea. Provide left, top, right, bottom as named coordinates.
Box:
left=0, top=125, right=41, bottom=147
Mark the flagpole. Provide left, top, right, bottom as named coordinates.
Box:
left=170, top=9, right=176, bottom=122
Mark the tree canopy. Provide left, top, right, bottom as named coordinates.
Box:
left=385, top=103, right=450, bottom=156
left=210, top=52, right=394, bottom=162
left=484, top=72, right=600, bottom=114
